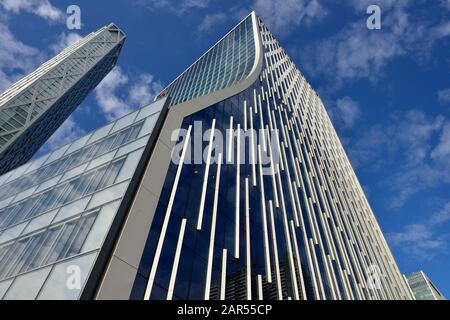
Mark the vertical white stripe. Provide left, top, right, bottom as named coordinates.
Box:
left=144, top=125, right=192, bottom=300
left=267, top=128, right=279, bottom=207
left=197, top=119, right=216, bottom=230
left=204, top=153, right=223, bottom=299
left=245, top=177, right=252, bottom=300
left=220, top=249, right=227, bottom=300
left=166, top=218, right=187, bottom=300
left=257, top=275, right=263, bottom=300
left=275, top=164, right=300, bottom=300
left=249, top=107, right=257, bottom=186
left=235, top=124, right=241, bottom=259
left=227, top=116, right=233, bottom=163
left=244, top=100, right=248, bottom=131
left=268, top=200, right=283, bottom=300
left=289, top=220, right=307, bottom=300
left=257, top=144, right=272, bottom=283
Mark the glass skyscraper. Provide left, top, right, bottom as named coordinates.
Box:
left=0, top=23, right=125, bottom=175
left=406, top=271, right=446, bottom=300
left=0, top=12, right=414, bottom=300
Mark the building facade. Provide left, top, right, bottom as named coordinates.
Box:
left=0, top=98, right=166, bottom=299
left=94, top=12, right=413, bottom=300
left=0, top=23, right=125, bottom=175
left=0, top=12, right=413, bottom=300
left=406, top=271, right=446, bottom=300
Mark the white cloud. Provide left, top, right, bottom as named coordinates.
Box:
left=50, top=32, right=82, bottom=54
left=128, top=73, right=164, bottom=106
left=40, top=116, right=86, bottom=153
left=95, top=66, right=164, bottom=121
left=431, top=122, right=450, bottom=163
left=254, top=0, right=327, bottom=36
left=1, top=0, right=63, bottom=22
left=347, top=110, right=449, bottom=208
left=387, top=202, right=450, bottom=260
left=387, top=223, right=446, bottom=260
left=302, top=4, right=412, bottom=85
left=95, top=67, right=131, bottom=121
left=302, top=1, right=450, bottom=86
left=0, top=20, right=43, bottom=92
left=197, top=13, right=227, bottom=33
left=331, top=96, right=360, bottom=129
left=438, top=88, right=450, bottom=104
left=433, top=21, right=450, bottom=39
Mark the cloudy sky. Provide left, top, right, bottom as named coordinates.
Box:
left=1, top=0, right=449, bottom=297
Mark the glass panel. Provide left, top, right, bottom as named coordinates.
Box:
left=37, top=251, right=97, bottom=300
left=3, top=266, right=52, bottom=300
left=115, top=149, right=143, bottom=183
left=81, top=200, right=119, bottom=253
left=0, top=279, right=13, bottom=299
left=110, top=111, right=138, bottom=133
left=87, top=181, right=129, bottom=210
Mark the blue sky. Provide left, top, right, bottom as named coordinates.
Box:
left=1, top=0, right=449, bottom=297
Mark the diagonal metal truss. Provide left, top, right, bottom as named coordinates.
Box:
left=0, top=24, right=126, bottom=154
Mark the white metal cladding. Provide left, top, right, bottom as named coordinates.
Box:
left=252, top=17, right=413, bottom=300
left=142, top=14, right=413, bottom=300
left=0, top=24, right=125, bottom=169
left=0, top=99, right=165, bottom=300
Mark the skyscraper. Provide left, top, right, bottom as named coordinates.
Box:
left=0, top=23, right=125, bottom=175
left=0, top=12, right=413, bottom=300
left=406, top=271, right=446, bottom=300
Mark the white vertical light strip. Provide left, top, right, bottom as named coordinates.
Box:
left=220, top=249, right=227, bottom=300
left=257, top=144, right=272, bottom=283
left=289, top=220, right=307, bottom=300
left=309, top=238, right=326, bottom=300
left=275, top=164, right=300, bottom=300
left=257, top=275, right=263, bottom=300
left=197, top=119, right=216, bottom=230
left=253, top=88, right=258, bottom=114
left=204, top=153, right=223, bottom=300
left=144, top=125, right=192, bottom=300
left=266, top=128, right=279, bottom=207
left=258, top=93, right=267, bottom=152
left=166, top=218, right=187, bottom=300
left=227, top=116, right=233, bottom=163
left=235, top=123, right=241, bottom=259
left=245, top=177, right=252, bottom=300
left=249, top=107, right=257, bottom=186
left=268, top=200, right=283, bottom=300
left=244, top=100, right=248, bottom=131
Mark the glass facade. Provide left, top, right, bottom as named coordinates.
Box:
left=406, top=271, right=446, bottom=300
left=130, top=13, right=413, bottom=300
left=0, top=11, right=415, bottom=300
left=0, top=24, right=126, bottom=175
left=0, top=98, right=165, bottom=299
left=157, top=14, right=256, bottom=106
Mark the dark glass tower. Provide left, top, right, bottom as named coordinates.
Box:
left=95, top=12, right=413, bottom=300
left=0, top=24, right=125, bottom=175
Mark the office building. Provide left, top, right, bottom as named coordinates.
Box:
left=406, top=271, right=445, bottom=300
left=0, top=12, right=413, bottom=300
left=0, top=23, right=125, bottom=175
